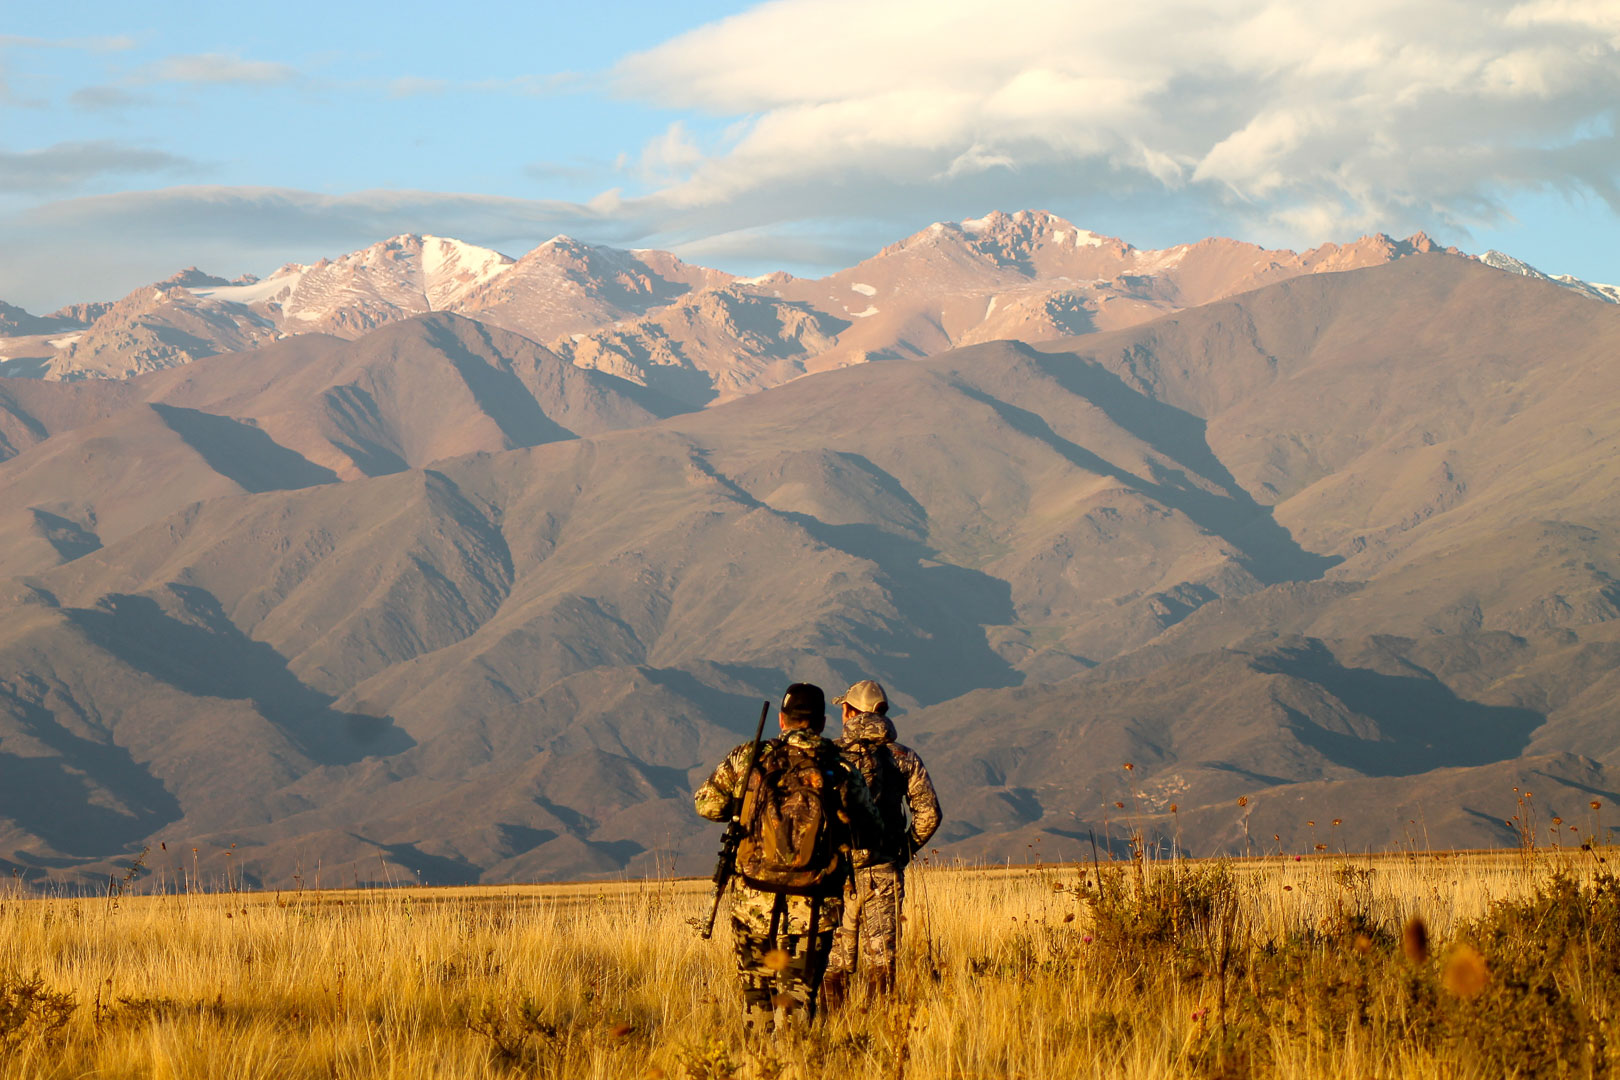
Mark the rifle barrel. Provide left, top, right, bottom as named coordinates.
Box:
left=699, top=699, right=773, bottom=939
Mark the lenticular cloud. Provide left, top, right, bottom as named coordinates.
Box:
left=614, top=0, right=1620, bottom=243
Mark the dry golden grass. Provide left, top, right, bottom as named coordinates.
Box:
left=0, top=847, right=1614, bottom=1079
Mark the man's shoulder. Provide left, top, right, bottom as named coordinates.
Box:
left=889, top=741, right=928, bottom=767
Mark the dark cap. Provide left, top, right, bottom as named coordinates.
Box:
left=780, top=682, right=825, bottom=720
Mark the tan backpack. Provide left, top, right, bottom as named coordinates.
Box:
left=735, top=739, right=848, bottom=894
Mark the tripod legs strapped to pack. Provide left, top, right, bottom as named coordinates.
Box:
left=740, top=892, right=832, bottom=1031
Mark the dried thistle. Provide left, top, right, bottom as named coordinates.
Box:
left=1442, top=944, right=1489, bottom=998
left=1402, top=917, right=1430, bottom=964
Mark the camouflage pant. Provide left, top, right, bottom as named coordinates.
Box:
left=729, top=885, right=842, bottom=1029
left=826, top=862, right=902, bottom=980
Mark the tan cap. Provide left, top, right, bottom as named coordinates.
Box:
left=833, top=679, right=888, bottom=714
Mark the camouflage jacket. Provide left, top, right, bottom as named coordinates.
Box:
left=836, top=711, right=943, bottom=868
left=694, top=729, right=884, bottom=857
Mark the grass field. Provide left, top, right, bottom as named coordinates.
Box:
left=2, top=845, right=1618, bottom=1078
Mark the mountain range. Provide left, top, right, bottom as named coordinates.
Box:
left=16, top=210, right=1611, bottom=404
left=1, top=213, right=1619, bottom=886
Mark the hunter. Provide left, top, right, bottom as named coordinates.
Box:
left=822, top=679, right=942, bottom=1007
left=693, top=682, right=883, bottom=1032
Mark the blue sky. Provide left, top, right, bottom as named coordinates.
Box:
left=1, top=0, right=1616, bottom=311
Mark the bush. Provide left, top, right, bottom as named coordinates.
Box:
left=0, top=968, right=77, bottom=1050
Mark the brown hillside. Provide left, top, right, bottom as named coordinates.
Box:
left=1, top=257, right=1619, bottom=884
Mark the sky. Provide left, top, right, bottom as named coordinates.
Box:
left=1, top=0, right=1617, bottom=312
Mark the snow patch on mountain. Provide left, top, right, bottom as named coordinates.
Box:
left=850, top=283, right=877, bottom=296
left=191, top=270, right=304, bottom=306
left=421, top=236, right=513, bottom=309
left=1480, top=251, right=1618, bottom=304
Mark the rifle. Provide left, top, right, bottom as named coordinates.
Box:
left=699, top=699, right=772, bottom=939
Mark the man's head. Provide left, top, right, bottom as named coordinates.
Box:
left=779, top=682, right=826, bottom=733
left=834, top=679, right=888, bottom=719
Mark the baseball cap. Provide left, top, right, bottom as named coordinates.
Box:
left=781, top=682, right=826, bottom=720
left=833, top=679, right=888, bottom=714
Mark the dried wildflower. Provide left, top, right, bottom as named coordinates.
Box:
left=1594, top=800, right=1604, bottom=811
left=1442, top=944, right=1489, bottom=998
left=1307, top=820, right=1316, bottom=828
left=1237, top=796, right=1249, bottom=808
left=1402, top=917, right=1430, bottom=964
left=1062, top=913, right=1076, bottom=923
left=1169, top=803, right=1178, bottom=814
left=1115, top=801, right=1126, bottom=809
left=1283, top=885, right=1293, bottom=892
left=762, top=948, right=792, bottom=972
left=1315, top=843, right=1328, bottom=852
left=1123, top=763, right=1134, bottom=771
left=1553, top=817, right=1564, bottom=826
left=1082, top=935, right=1093, bottom=943
left=1331, top=818, right=1342, bottom=826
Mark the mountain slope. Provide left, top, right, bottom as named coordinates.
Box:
left=1, top=257, right=1619, bottom=883
left=0, top=314, right=685, bottom=580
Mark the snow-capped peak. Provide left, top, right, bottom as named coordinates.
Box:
left=1478, top=250, right=1618, bottom=304
left=420, top=236, right=514, bottom=309
left=1479, top=250, right=1547, bottom=280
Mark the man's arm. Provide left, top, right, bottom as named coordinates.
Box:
left=692, top=743, right=752, bottom=822
left=893, top=745, right=942, bottom=851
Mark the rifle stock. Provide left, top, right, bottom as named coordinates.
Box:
left=699, top=699, right=772, bottom=939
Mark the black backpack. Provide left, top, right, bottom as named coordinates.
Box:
left=840, top=738, right=907, bottom=855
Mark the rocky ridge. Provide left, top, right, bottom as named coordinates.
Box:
left=10, top=212, right=1592, bottom=403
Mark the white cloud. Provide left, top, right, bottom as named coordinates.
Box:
left=637, top=121, right=705, bottom=183
left=0, top=34, right=136, bottom=52
left=611, top=0, right=1620, bottom=245
left=0, top=141, right=194, bottom=193
left=388, top=76, right=450, bottom=98
left=0, top=186, right=633, bottom=311
left=140, top=53, right=299, bottom=87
